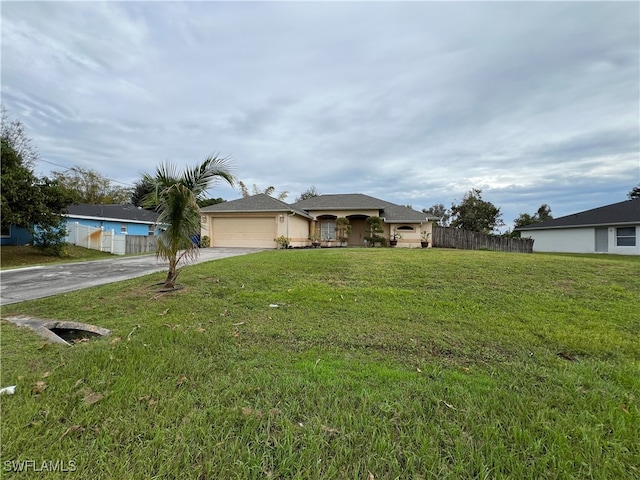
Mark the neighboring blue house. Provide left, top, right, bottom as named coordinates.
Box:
left=1, top=204, right=159, bottom=247
left=1, top=225, right=33, bottom=246
left=65, top=204, right=159, bottom=236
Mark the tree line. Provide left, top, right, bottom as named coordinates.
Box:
left=422, top=189, right=554, bottom=238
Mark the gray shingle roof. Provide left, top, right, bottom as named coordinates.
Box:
left=517, top=198, right=640, bottom=230
left=292, top=194, right=438, bottom=223
left=200, top=194, right=312, bottom=219
left=293, top=193, right=386, bottom=210
left=201, top=193, right=439, bottom=224
left=65, top=204, right=158, bottom=223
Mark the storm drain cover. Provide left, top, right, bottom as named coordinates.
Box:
left=4, top=316, right=111, bottom=345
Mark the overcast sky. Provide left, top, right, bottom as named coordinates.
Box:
left=2, top=1, right=638, bottom=230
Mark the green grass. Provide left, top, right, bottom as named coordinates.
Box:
left=0, top=245, right=115, bottom=269
left=1, top=249, right=638, bottom=479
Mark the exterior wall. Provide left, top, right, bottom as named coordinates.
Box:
left=1, top=226, right=33, bottom=246
left=277, top=214, right=309, bottom=247
left=523, top=225, right=640, bottom=255
left=525, top=228, right=596, bottom=253
left=607, top=225, right=640, bottom=255
left=200, top=214, right=210, bottom=239
left=66, top=217, right=156, bottom=236
left=389, top=222, right=433, bottom=248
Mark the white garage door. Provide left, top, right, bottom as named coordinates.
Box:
left=211, top=217, right=276, bottom=248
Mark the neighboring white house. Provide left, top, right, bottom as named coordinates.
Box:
left=517, top=198, right=640, bottom=255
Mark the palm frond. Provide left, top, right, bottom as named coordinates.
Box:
left=263, top=186, right=275, bottom=196
left=238, top=181, right=249, bottom=198
left=183, top=155, right=235, bottom=199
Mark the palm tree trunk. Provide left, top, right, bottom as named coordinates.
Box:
left=163, top=256, right=180, bottom=288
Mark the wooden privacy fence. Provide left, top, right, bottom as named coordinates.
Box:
left=125, top=235, right=157, bottom=255
left=432, top=226, right=534, bottom=253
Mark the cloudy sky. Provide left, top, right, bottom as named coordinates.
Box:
left=2, top=1, right=638, bottom=230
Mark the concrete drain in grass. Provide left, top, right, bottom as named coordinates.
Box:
left=4, top=316, right=111, bottom=345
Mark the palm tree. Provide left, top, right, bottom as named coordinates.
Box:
left=238, top=181, right=288, bottom=200
left=143, top=156, right=234, bottom=289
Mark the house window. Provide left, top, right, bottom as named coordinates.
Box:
left=121, top=224, right=128, bottom=234
left=148, top=225, right=155, bottom=236
left=321, top=221, right=336, bottom=241
left=616, top=227, right=636, bottom=247
left=1, top=222, right=10, bottom=237
left=397, top=226, right=415, bottom=231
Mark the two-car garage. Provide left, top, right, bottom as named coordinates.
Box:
left=207, top=216, right=277, bottom=248
left=199, top=194, right=313, bottom=248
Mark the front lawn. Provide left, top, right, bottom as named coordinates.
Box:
left=1, top=249, right=638, bottom=479
left=0, top=245, right=114, bottom=269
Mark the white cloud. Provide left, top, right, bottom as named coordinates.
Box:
left=1, top=1, right=638, bottom=230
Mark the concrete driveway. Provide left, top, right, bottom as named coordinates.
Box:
left=0, top=248, right=264, bottom=305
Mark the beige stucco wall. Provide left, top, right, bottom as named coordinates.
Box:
left=277, top=214, right=310, bottom=247
left=388, top=222, right=433, bottom=248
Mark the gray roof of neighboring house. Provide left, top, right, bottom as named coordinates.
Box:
left=200, top=194, right=312, bottom=219
left=517, top=198, right=640, bottom=230
left=292, top=193, right=438, bottom=223
left=65, top=204, right=159, bottom=224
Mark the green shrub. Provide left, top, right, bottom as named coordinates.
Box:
left=32, top=221, right=69, bottom=257
left=274, top=235, right=290, bottom=249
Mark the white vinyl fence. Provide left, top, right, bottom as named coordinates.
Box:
left=66, top=223, right=126, bottom=255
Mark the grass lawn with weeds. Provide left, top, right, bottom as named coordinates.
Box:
left=1, top=249, right=638, bottom=479
left=1, top=245, right=114, bottom=270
